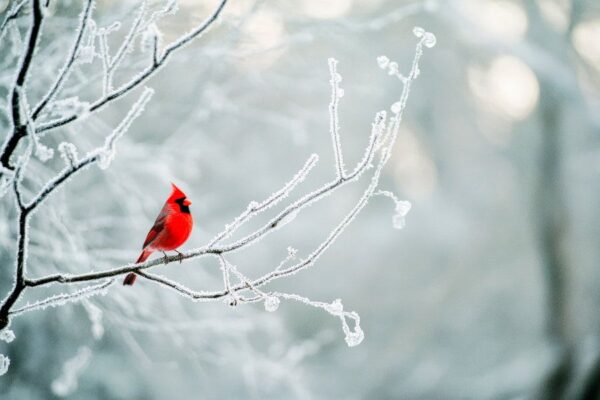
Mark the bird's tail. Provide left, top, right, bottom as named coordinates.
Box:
left=123, top=249, right=152, bottom=286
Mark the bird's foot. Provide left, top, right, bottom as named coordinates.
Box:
left=175, top=250, right=184, bottom=264
left=162, top=252, right=169, bottom=264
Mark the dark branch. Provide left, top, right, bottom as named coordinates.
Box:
left=0, top=0, right=44, bottom=170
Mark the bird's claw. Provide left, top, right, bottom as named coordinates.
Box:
left=175, top=250, right=184, bottom=263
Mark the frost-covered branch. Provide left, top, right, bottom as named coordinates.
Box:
left=0, top=0, right=229, bottom=174
left=1, top=29, right=436, bottom=350
left=0, top=0, right=29, bottom=40
left=9, top=280, right=114, bottom=316
left=34, top=0, right=229, bottom=134
left=328, top=58, right=346, bottom=179
left=207, top=153, right=319, bottom=247
left=0, top=0, right=433, bottom=363
left=0, top=0, right=44, bottom=171
left=31, top=0, right=95, bottom=119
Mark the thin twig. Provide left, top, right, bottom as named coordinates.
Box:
left=0, top=0, right=44, bottom=170
left=35, top=0, right=229, bottom=134
left=31, top=0, right=94, bottom=119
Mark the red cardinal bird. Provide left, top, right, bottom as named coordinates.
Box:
left=123, top=183, right=193, bottom=286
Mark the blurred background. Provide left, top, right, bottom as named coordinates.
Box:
left=1, top=0, right=600, bottom=398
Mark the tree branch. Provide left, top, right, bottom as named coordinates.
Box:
left=0, top=0, right=44, bottom=170
left=34, top=0, right=229, bottom=134
left=31, top=0, right=95, bottom=119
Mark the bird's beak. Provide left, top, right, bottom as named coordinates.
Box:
left=183, top=199, right=192, bottom=206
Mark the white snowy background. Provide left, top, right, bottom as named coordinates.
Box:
left=1, top=0, right=600, bottom=399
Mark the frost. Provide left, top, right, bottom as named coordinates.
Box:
left=51, top=346, right=92, bottom=397
left=58, top=142, right=79, bottom=167
left=76, top=19, right=97, bottom=65
left=0, top=328, right=15, bottom=343
left=10, top=280, right=114, bottom=316
left=326, top=298, right=344, bottom=314
left=83, top=300, right=104, bottom=340
left=378, top=56, right=407, bottom=82
left=377, top=55, right=390, bottom=69
left=98, top=87, right=154, bottom=169
left=0, top=354, right=9, bottom=376
left=390, top=101, right=402, bottom=114
left=97, top=21, right=121, bottom=36
left=328, top=58, right=346, bottom=178
left=33, top=136, right=54, bottom=162
left=49, top=97, right=91, bottom=119
left=275, top=247, right=298, bottom=271
left=344, top=325, right=364, bottom=347
left=413, top=26, right=437, bottom=48
left=273, top=293, right=364, bottom=347
left=264, top=296, right=280, bottom=312
left=412, top=26, right=425, bottom=38
left=276, top=210, right=298, bottom=229
left=375, top=190, right=412, bottom=229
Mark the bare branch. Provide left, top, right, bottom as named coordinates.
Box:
left=108, top=1, right=147, bottom=74
left=0, top=0, right=44, bottom=170
left=31, top=0, right=95, bottom=119
left=98, top=32, right=111, bottom=97
left=207, top=153, right=319, bottom=247
left=10, top=280, right=114, bottom=316
left=328, top=58, right=346, bottom=178
left=34, top=0, right=229, bottom=134
left=0, top=0, right=29, bottom=40
left=136, top=270, right=227, bottom=301
left=25, top=87, right=153, bottom=212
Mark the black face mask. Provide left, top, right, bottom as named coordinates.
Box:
left=174, top=197, right=191, bottom=214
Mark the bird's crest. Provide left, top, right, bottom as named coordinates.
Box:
left=169, top=182, right=187, bottom=202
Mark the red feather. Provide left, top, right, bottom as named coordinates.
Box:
left=124, top=183, right=193, bottom=286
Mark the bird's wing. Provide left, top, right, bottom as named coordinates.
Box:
left=142, top=207, right=169, bottom=249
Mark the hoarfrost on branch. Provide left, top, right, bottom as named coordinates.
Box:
left=0, top=0, right=435, bottom=376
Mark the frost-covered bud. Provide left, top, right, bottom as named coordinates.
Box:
left=35, top=141, right=54, bottom=162
left=392, top=200, right=412, bottom=229
left=337, top=88, right=345, bottom=98
left=0, top=329, right=15, bottom=343
left=377, top=55, right=390, bottom=69
left=423, top=33, right=436, bottom=48
left=0, top=355, right=10, bottom=376
left=247, top=201, right=259, bottom=212
left=97, top=150, right=114, bottom=170
left=264, top=296, right=280, bottom=312
left=390, top=101, right=402, bottom=114
left=413, top=26, right=436, bottom=48
left=413, top=26, right=425, bottom=38
left=227, top=297, right=238, bottom=307
left=326, top=299, right=343, bottom=314
left=345, top=326, right=364, bottom=347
